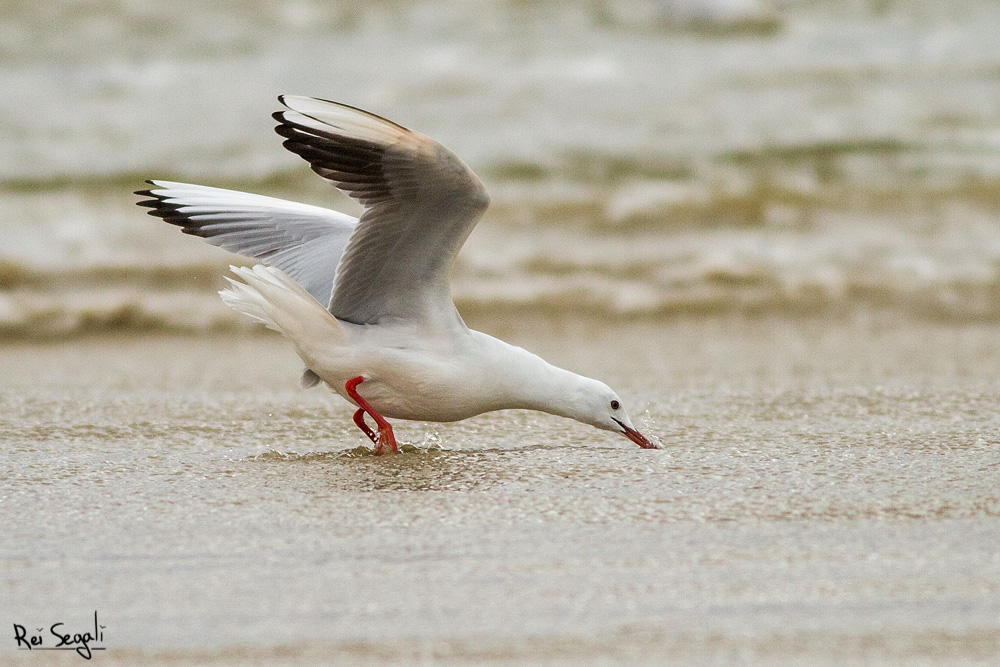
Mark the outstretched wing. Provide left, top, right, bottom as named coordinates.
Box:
left=136, top=180, right=356, bottom=307
left=273, top=96, right=490, bottom=327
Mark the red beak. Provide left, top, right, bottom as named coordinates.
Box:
left=614, top=419, right=658, bottom=449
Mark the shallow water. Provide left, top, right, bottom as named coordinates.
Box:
left=7, top=1, right=1000, bottom=335
left=2, top=315, right=999, bottom=665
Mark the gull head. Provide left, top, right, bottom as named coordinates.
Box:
left=568, top=379, right=658, bottom=449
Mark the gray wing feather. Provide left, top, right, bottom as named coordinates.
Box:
left=136, top=180, right=356, bottom=307
left=273, top=96, right=490, bottom=326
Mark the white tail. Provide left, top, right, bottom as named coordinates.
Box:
left=220, top=264, right=342, bottom=344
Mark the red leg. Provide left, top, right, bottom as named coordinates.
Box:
left=345, top=376, right=399, bottom=455
left=353, top=408, right=377, bottom=445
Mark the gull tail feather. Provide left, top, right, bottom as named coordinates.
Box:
left=220, top=264, right=342, bottom=346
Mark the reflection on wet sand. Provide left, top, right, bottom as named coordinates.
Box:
left=250, top=444, right=598, bottom=493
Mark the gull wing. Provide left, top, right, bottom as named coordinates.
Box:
left=273, top=96, right=490, bottom=327
left=136, top=180, right=356, bottom=308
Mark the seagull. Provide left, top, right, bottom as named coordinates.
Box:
left=136, top=96, right=657, bottom=454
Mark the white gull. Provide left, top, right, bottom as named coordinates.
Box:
left=137, top=96, right=657, bottom=454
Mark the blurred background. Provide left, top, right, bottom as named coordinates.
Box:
left=2, top=0, right=1000, bottom=338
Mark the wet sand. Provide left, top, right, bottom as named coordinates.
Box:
left=2, top=312, right=999, bottom=665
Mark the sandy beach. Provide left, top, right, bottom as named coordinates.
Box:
left=3, top=313, right=999, bottom=665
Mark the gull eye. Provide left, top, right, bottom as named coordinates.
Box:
left=610, top=400, right=620, bottom=410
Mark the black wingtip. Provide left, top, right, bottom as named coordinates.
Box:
left=132, top=182, right=212, bottom=230
left=134, top=182, right=184, bottom=224
left=135, top=179, right=159, bottom=195
left=274, top=125, right=297, bottom=141
left=135, top=179, right=163, bottom=209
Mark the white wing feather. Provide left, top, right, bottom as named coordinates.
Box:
left=274, top=96, right=490, bottom=327
left=137, top=180, right=356, bottom=308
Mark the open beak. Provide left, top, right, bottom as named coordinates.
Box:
left=613, top=418, right=658, bottom=449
